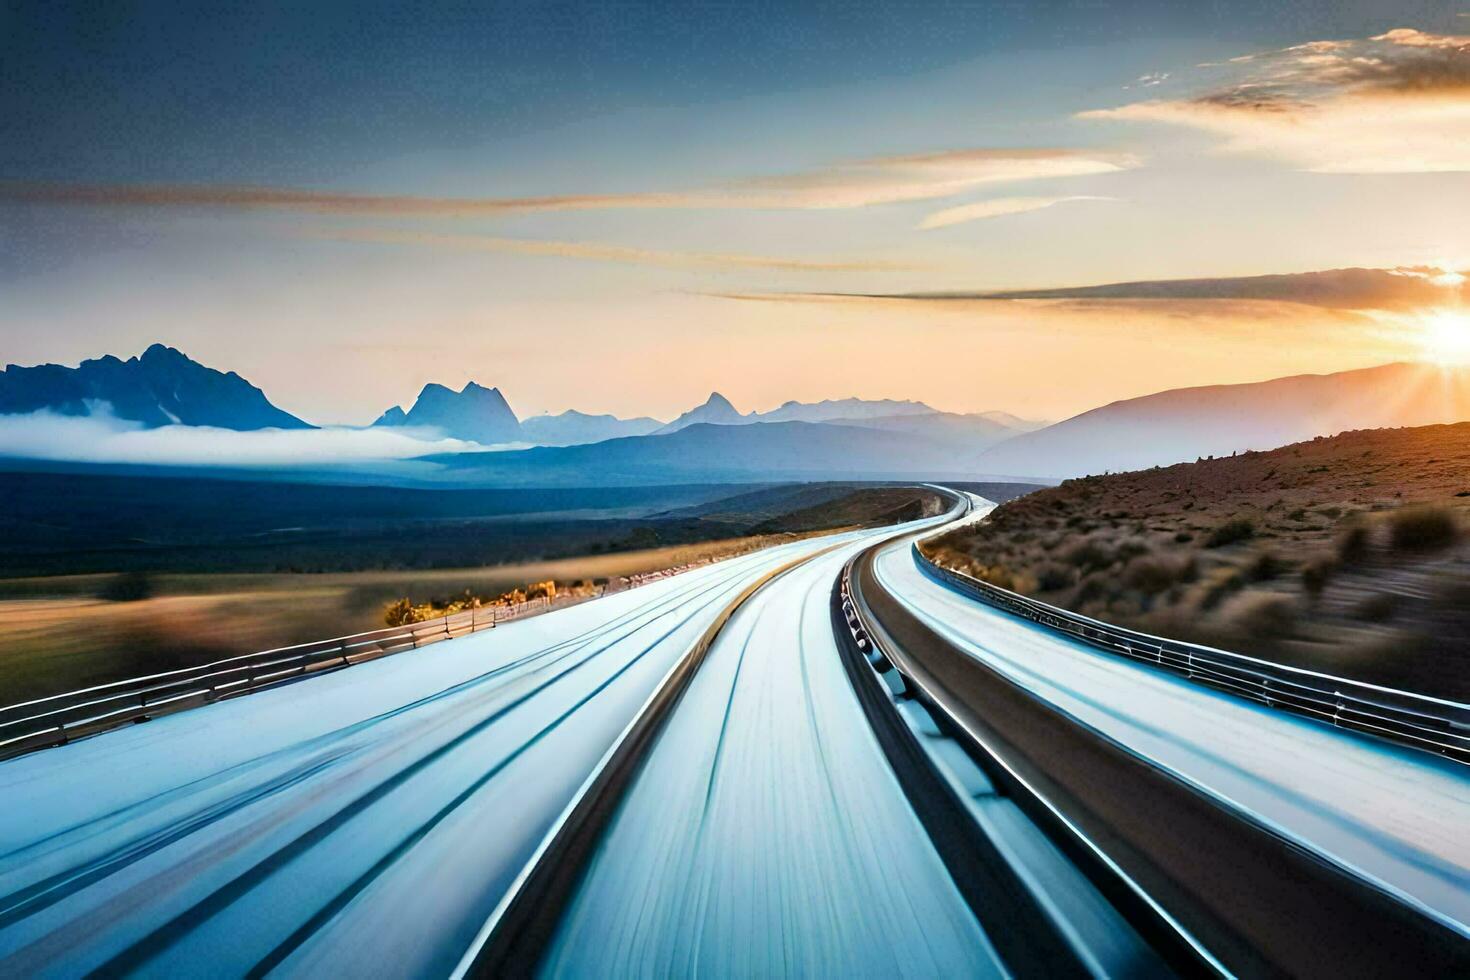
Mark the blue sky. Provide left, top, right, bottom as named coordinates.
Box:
left=3, top=1, right=1468, bottom=423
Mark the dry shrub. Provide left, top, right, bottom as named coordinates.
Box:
left=1125, top=558, right=1176, bottom=596
left=1388, top=505, right=1459, bottom=551
left=1301, top=557, right=1336, bottom=599
left=1231, top=593, right=1297, bottom=640
left=1337, top=523, right=1371, bottom=563
left=1063, top=539, right=1112, bottom=571
left=1205, top=518, right=1255, bottom=548
left=1036, top=564, right=1074, bottom=592
left=1198, top=569, right=1244, bottom=612
left=1247, top=551, right=1286, bottom=582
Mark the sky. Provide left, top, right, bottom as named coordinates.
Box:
left=2, top=1, right=1469, bottom=425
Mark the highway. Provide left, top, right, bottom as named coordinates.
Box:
left=0, top=527, right=893, bottom=978
left=540, top=523, right=1006, bottom=977
left=3, top=487, right=1468, bottom=978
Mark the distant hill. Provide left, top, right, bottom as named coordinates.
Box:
left=655, top=392, right=745, bottom=433
left=426, top=420, right=986, bottom=485
left=827, top=411, right=1023, bottom=451
left=758, top=397, right=935, bottom=423
left=974, top=410, right=1049, bottom=433
left=373, top=382, right=522, bottom=443
left=521, top=409, right=662, bottom=446
left=975, top=362, right=1470, bottom=479
left=0, top=344, right=311, bottom=430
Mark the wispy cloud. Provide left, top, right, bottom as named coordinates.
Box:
left=1082, top=27, right=1470, bottom=172
left=918, top=195, right=1113, bottom=230
left=726, top=265, right=1469, bottom=312
left=0, top=409, right=509, bottom=467
left=313, top=228, right=911, bottom=272
left=0, top=147, right=1137, bottom=218
left=720, top=149, right=1136, bottom=209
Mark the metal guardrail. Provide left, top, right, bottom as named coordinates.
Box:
left=914, top=544, right=1470, bottom=764
left=0, top=598, right=553, bottom=761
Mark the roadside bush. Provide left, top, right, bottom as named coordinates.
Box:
left=1388, top=505, right=1459, bottom=551
left=1074, top=573, right=1109, bottom=605
left=1337, top=523, right=1371, bottom=563
left=100, top=571, right=155, bottom=603
left=1063, top=539, right=1112, bottom=571
left=1247, top=551, right=1286, bottom=583
left=1233, top=594, right=1297, bottom=640
left=1300, top=557, right=1336, bottom=599
left=526, top=579, right=557, bottom=600
left=1198, top=569, right=1244, bottom=612
left=1125, top=558, right=1176, bottom=596
left=1036, top=564, right=1074, bottom=592
left=1115, top=539, right=1150, bottom=563
left=1205, top=518, right=1255, bottom=548
left=384, top=597, right=415, bottom=626
left=977, top=564, right=1031, bottom=593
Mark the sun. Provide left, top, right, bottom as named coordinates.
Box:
left=1416, top=309, right=1470, bottom=366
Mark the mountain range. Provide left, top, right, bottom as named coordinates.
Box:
left=369, top=382, right=1041, bottom=449
left=6, top=345, right=1469, bottom=487
left=0, top=346, right=1040, bottom=455
left=0, top=344, right=310, bottom=430
left=654, top=394, right=942, bottom=433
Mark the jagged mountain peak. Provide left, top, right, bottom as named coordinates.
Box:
left=374, top=379, right=520, bottom=443
left=0, top=345, right=312, bottom=431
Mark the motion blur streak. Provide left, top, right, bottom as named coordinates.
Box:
left=0, top=530, right=878, bottom=977
left=543, top=517, right=1005, bottom=976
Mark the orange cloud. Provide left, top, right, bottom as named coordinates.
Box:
left=918, top=195, right=1113, bottom=229
left=730, top=265, right=1470, bottom=313
left=1082, top=27, right=1470, bottom=172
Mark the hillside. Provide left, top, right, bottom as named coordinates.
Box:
left=426, top=420, right=988, bottom=485
left=975, top=362, right=1470, bottom=480
left=927, top=422, right=1470, bottom=699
